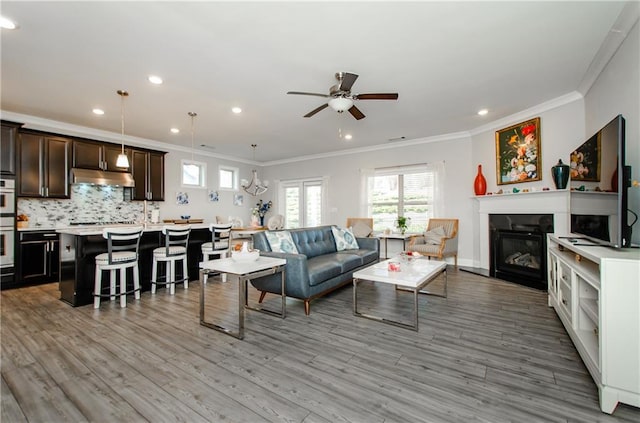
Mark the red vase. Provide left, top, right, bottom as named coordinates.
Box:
left=474, top=164, right=487, bottom=195
left=611, top=167, right=618, bottom=192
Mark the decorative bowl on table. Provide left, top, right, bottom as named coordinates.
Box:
left=180, top=215, right=191, bottom=220
left=231, top=249, right=260, bottom=262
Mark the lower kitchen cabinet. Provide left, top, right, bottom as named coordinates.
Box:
left=18, top=230, right=59, bottom=285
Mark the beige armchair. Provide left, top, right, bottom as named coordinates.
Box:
left=408, top=218, right=459, bottom=267
left=346, top=218, right=374, bottom=237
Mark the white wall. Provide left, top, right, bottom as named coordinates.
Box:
left=259, top=135, right=476, bottom=265
left=583, top=20, right=639, bottom=244
left=158, top=148, right=263, bottom=226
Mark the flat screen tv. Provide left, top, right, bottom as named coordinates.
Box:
left=570, top=114, right=633, bottom=248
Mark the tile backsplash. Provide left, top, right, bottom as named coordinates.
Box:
left=18, top=185, right=158, bottom=226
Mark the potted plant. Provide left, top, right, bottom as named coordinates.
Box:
left=396, top=216, right=410, bottom=234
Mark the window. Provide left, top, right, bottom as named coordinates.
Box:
left=279, top=178, right=326, bottom=229
left=219, top=166, right=238, bottom=190
left=364, top=164, right=443, bottom=232
left=181, top=160, right=206, bottom=188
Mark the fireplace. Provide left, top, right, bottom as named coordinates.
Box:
left=489, top=214, right=553, bottom=290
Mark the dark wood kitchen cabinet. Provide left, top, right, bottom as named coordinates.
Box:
left=1, top=121, right=22, bottom=175
left=18, top=132, right=71, bottom=198
left=131, top=149, right=164, bottom=201
left=17, top=230, right=59, bottom=286
left=72, top=139, right=131, bottom=172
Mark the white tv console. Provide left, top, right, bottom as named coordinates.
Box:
left=547, top=235, right=640, bottom=414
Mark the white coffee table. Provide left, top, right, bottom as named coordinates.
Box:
left=199, top=256, right=286, bottom=339
left=352, top=258, right=447, bottom=331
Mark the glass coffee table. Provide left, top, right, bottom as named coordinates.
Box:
left=352, top=257, right=447, bottom=331
left=199, top=256, right=286, bottom=339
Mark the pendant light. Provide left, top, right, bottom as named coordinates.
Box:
left=241, top=144, right=268, bottom=196
left=115, top=89, right=130, bottom=168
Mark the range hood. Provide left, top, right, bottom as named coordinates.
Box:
left=71, top=168, right=135, bottom=187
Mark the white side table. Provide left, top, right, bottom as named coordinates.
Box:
left=376, top=233, right=417, bottom=258
left=199, top=256, right=286, bottom=339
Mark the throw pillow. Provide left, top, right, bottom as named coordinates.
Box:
left=351, top=220, right=373, bottom=238
left=265, top=231, right=299, bottom=254
left=424, top=225, right=447, bottom=245
left=332, top=226, right=360, bottom=251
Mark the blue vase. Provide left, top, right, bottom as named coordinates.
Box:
left=259, top=216, right=265, bottom=227
left=551, top=159, right=570, bottom=189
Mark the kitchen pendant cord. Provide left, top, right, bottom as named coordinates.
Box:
left=188, top=112, right=197, bottom=162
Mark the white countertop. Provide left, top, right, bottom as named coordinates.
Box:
left=41, top=222, right=214, bottom=235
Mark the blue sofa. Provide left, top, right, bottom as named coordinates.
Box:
left=251, top=226, right=380, bottom=315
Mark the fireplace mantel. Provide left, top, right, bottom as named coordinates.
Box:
left=475, top=190, right=570, bottom=269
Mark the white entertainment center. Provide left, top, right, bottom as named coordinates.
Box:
left=547, top=235, right=640, bottom=414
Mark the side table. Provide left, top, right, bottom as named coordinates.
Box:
left=199, top=256, right=286, bottom=339
left=376, top=233, right=417, bottom=258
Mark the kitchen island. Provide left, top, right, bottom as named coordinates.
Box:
left=57, top=223, right=211, bottom=306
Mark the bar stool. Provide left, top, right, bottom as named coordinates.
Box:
left=201, top=223, right=232, bottom=283
left=94, top=226, right=144, bottom=309
left=151, top=225, right=191, bottom=295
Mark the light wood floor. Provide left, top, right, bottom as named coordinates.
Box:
left=2, top=268, right=639, bottom=423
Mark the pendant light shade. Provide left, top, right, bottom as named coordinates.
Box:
left=116, top=89, right=130, bottom=168
left=241, top=144, right=268, bottom=196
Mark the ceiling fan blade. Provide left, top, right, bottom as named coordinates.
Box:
left=287, top=91, right=330, bottom=98
left=348, top=105, right=365, bottom=120
left=354, top=93, right=399, bottom=100
left=338, top=72, right=359, bottom=92
left=304, top=103, right=329, bottom=118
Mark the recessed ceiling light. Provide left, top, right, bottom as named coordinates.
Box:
left=92, top=108, right=105, bottom=115
left=477, top=109, right=489, bottom=116
left=344, top=134, right=353, bottom=140
left=148, top=75, right=163, bottom=85
left=0, top=16, right=17, bottom=30
left=231, top=107, right=242, bottom=114
left=170, top=128, right=180, bottom=134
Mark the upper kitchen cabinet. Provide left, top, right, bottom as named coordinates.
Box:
left=18, top=132, right=71, bottom=198
left=131, top=149, right=165, bottom=201
left=1, top=121, right=22, bottom=175
left=72, top=139, right=131, bottom=172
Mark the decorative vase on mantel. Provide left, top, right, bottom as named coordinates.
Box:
left=551, top=159, right=570, bottom=189
left=474, top=164, right=487, bottom=195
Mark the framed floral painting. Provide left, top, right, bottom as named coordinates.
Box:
left=495, top=117, right=541, bottom=185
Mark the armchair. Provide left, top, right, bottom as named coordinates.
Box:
left=408, top=218, right=459, bottom=267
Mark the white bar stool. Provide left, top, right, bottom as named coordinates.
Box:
left=201, top=223, right=232, bottom=283
left=151, top=225, right=191, bottom=295
left=93, top=226, right=144, bottom=309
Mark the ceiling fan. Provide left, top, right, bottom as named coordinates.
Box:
left=287, top=72, right=398, bottom=120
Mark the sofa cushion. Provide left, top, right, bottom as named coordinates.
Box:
left=331, top=226, right=359, bottom=251
left=265, top=231, right=299, bottom=253
left=306, top=255, right=343, bottom=286
left=330, top=252, right=363, bottom=272
left=424, top=225, right=447, bottom=245
left=351, top=220, right=373, bottom=238
left=292, top=227, right=337, bottom=258
left=337, top=248, right=378, bottom=265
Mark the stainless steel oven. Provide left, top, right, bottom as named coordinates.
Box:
left=0, top=179, right=15, bottom=215
left=0, top=178, right=15, bottom=288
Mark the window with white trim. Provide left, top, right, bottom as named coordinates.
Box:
left=219, top=165, right=238, bottom=190
left=181, top=160, right=206, bottom=188
left=365, top=164, right=443, bottom=232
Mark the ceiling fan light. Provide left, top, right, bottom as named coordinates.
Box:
left=328, top=97, right=353, bottom=113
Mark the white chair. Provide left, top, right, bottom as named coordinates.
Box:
left=151, top=225, right=191, bottom=295
left=267, top=214, right=284, bottom=230
left=201, top=223, right=232, bottom=282
left=93, top=226, right=143, bottom=309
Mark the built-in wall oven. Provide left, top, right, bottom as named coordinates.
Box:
left=0, top=178, right=16, bottom=288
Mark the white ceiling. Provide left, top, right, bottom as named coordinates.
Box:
left=0, top=1, right=634, bottom=163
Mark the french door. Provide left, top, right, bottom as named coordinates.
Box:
left=279, top=178, right=325, bottom=228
